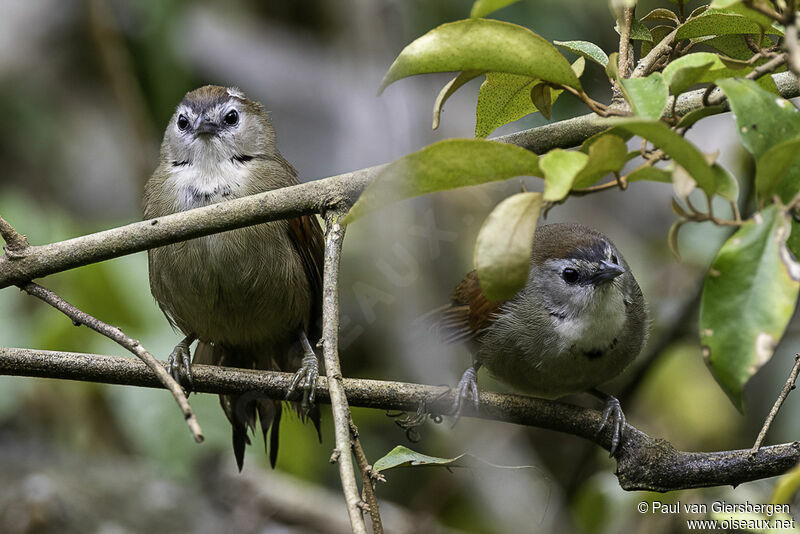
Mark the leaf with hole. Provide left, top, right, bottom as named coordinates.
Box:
left=700, top=206, right=800, bottom=411
left=474, top=192, right=543, bottom=301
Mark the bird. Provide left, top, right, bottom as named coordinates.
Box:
left=433, top=222, right=648, bottom=455
left=143, top=85, right=323, bottom=470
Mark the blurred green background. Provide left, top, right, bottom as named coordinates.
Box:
left=1, top=0, right=798, bottom=532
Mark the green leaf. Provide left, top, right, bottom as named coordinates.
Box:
left=627, top=166, right=672, bottom=183
left=662, top=52, right=750, bottom=95
left=675, top=11, right=769, bottom=40
left=554, top=40, right=609, bottom=67
left=700, top=206, right=800, bottom=411
left=616, top=18, right=653, bottom=41
left=604, top=118, right=721, bottom=198
left=573, top=134, right=629, bottom=188
left=676, top=105, right=726, bottom=128
left=344, top=139, right=541, bottom=223
left=530, top=82, right=552, bottom=120
left=605, top=52, right=619, bottom=82
left=475, top=73, right=539, bottom=138
left=620, top=73, right=668, bottom=119
left=433, top=71, right=483, bottom=130
left=374, top=446, right=465, bottom=472
left=474, top=192, right=543, bottom=301
left=710, top=163, right=739, bottom=202
left=642, top=7, right=680, bottom=24
left=470, top=0, right=521, bottom=18
left=373, top=445, right=540, bottom=472
left=717, top=77, right=800, bottom=162
left=474, top=58, right=583, bottom=138
left=540, top=150, right=588, bottom=201
left=379, top=19, right=581, bottom=94
left=754, top=138, right=800, bottom=204
left=709, top=0, right=741, bottom=7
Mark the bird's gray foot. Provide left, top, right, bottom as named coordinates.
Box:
left=592, top=390, right=627, bottom=457
left=452, top=363, right=481, bottom=420
left=286, top=331, right=319, bottom=413
left=166, top=335, right=195, bottom=393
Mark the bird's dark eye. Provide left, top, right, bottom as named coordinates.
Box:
left=562, top=268, right=580, bottom=284
left=611, top=254, right=618, bottom=264
left=224, top=109, right=239, bottom=125
left=177, top=114, right=189, bottom=131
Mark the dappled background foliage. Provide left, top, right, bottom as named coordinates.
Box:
left=1, top=0, right=799, bottom=532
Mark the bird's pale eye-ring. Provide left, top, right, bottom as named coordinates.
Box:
left=177, top=114, right=189, bottom=131
left=562, top=268, right=580, bottom=284
left=224, top=109, right=239, bottom=125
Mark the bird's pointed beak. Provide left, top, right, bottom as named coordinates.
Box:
left=195, top=117, right=220, bottom=136
left=589, top=260, right=625, bottom=285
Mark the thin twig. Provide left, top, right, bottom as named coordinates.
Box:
left=321, top=211, right=368, bottom=534
left=751, top=354, right=800, bottom=455
left=2, top=347, right=800, bottom=492
left=19, top=282, right=204, bottom=443
left=618, top=6, right=635, bottom=79
left=350, top=419, right=384, bottom=534
left=706, top=53, right=789, bottom=106
left=632, top=27, right=679, bottom=78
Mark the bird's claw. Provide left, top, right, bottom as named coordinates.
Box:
left=596, top=394, right=626, bottom=457
left=452, top=365, right=480, bottom=420
left=286, top=352, right=319, bottom=413
left=166, top=341, right=193, bottom=393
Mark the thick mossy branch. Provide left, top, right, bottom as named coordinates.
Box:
left=1, top=347, right=798, bottom=493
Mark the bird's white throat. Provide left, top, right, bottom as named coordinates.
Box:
left=553, top=285, right=627, bottom=351
left=169, top=142, right=249, bottom=210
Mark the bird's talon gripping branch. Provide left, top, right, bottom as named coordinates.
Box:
left=452, top=363, right=481, bottom=420
left=286, top=331, right=320, bottom=413
left=594, top=391, right=627, bottom=457
left=166, top=334, right=195, bottom=393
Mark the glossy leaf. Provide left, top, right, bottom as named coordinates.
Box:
left=605, top=118, right=719, bottom=196
left=380, top=19, right=581, bottom=94
left=717, top=78, right=800, bottom=158
left=540, top=149, right=588, bottom=201
left=627, top=165, right=672, bottom=183
left=344, top=139, right=541, bottom=223
left=676, top=105, right=725, bottom=128
left=554, top=40, right=609, bottom=67
left=620, top=73, right=668, bottom=119
left=470, top=0, right=521, bottom=18
left=474, top=192, right=543, bottom=301
left=573, top=134, right=629, bottom=188
left=642, top=8, right=680, bottom=24
left=700, top=206, right=800, bottom=411
left=662, top=52, right=749, bottom=95
left=432, top=71, right=483, bottom=130
left=754, top=138, right=800, bottom=204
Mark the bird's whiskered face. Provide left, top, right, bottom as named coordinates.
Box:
left=159, top=86, right=277, bottom=210
left=162, top=86, right=275, bottom=167
left=534, top=241, right=626, bottom=321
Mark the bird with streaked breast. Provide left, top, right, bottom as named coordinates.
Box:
left=435, top=223, right=648, bottom=454
left=143, top=85, right=323, bottom=470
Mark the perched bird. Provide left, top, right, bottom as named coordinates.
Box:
left=435, top=223, right=648, bottom=454
left=143, top=85, right=323, bottom=470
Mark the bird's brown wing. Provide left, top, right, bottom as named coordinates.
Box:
left=287, top=214, right=325, bottom=342
left=436, top=270, right=505, bottom=344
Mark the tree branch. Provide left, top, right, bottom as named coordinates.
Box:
left=1, top=73, right=797, bottom=291
left=18, top=283, right=204, bottom=443
left=1, top=347, right=798, bottom=493
left=321, top=213, right=370, bottom=534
